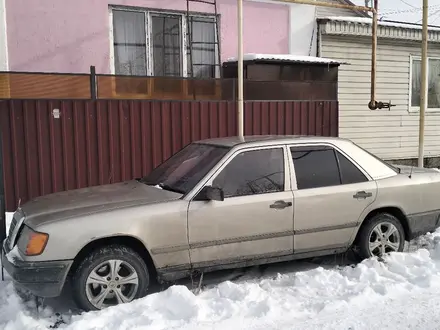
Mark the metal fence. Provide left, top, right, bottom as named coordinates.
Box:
left=0, top=130, right=5, bottom=242
left=0, top=99, right=338, bottom=211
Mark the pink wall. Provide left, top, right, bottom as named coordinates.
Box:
left=6, top=0, right=289, bottom=73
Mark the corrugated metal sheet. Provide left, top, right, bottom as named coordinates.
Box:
left=318, top=17, right=440, bottom=42
left=0, top=123, right=5, bottom=242
left=0, top=99, right=338, bottom=211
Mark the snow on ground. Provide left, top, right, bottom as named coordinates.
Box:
left=2, top=211, right=440, bottom=329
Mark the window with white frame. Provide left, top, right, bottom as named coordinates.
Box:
left=111, top=8, right=219, bottom=78
left=410, top=56, right=440, bottom=111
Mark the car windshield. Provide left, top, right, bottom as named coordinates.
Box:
left=141, top=143, right=230, bottom=195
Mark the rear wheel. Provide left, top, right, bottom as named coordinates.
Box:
left=71, top=245, right=150, bottom=311
left=356, top=213, right=405, bottom=260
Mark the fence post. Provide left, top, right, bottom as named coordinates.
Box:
left=90, top=65, right=97, bottom=100
left=0, top=129, right=5, bottom=243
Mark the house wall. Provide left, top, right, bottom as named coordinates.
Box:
left=320, top=34, right=440, bottom=160
left=0, top=0, right=8, bottom=70
left=4, top=0, right=359, bottom=74
left=5, top=0, right=289, bottom=73
left=288, top=0, right=359, bottom=56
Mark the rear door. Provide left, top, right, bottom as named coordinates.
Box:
left=289, top=144, right=377, bottom=253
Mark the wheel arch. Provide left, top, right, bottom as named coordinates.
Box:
left=68, top=235, right=158, bottom=281
left=354, top=206, right=411, bottom=242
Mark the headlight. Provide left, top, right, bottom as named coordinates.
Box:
left=17, top=226, right=49, bottom=256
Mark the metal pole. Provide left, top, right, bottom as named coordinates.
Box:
left=237, top=0, right=244, bottom=138
left=368, top=0, right=378, bottom=110
left=419, top=0, right=428, bottom=168
left=90, top=65, right=97, bottom=100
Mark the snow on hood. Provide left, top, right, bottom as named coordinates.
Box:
left=3, top=231, right=440, bottom=329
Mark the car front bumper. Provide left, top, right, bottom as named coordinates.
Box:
left=1, top=239, right=73, bottom=298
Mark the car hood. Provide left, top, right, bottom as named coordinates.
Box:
left=21, top=180, right=181, bottom=228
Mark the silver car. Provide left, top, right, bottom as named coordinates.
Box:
left=2, top=135, right=440, bottom=311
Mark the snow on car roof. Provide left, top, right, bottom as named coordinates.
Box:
left=225, top=53, right=343, bottom=65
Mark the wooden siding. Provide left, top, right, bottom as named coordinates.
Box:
left=320, top=35, right=440, bottom=160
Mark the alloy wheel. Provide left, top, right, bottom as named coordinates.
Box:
left=85, top=259, right=140, bottom=309
left=368, top=222, right=401, bottom=257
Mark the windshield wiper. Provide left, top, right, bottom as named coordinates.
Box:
left=136, top=178, right=184, bottom=194
left=158, top=183, right=185, bottom=194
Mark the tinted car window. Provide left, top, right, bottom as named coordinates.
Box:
left=213, top=148, right=284, bottom=197
left=291, top=146, right=341, bottom=190
left=142, top=143, right=229, bottom=194
left=335, top=151, right=368, bottom=184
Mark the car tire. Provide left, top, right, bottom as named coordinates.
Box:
left=71, top=245, right=150, bottom=312
left=356, top=213, right=405, bottom=260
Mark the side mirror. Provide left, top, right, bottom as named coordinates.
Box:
left=199, top=186, right=224, bottom=201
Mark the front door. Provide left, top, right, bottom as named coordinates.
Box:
left=187, top=146, right=294, bottom=268
left=289, top=144, right=377, bottom=253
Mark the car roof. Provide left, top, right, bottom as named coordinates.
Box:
left=196, top=135, right=348, bottom=148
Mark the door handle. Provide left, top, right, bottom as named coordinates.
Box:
left=353, top=191, right=373, bottom=199
left=270, top=200, right=293, bottom=209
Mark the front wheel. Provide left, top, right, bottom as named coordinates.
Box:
left=71, top=245, right=150, bottom=311
left=355, top=213, right=405, bottom=260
